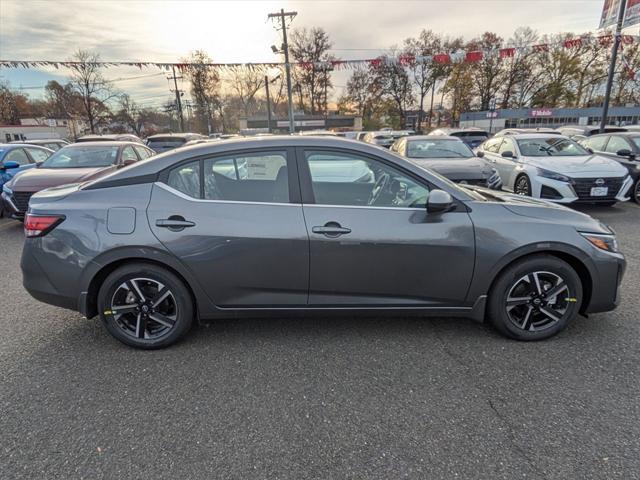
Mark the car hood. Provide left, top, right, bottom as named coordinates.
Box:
left=411, top=157, right=493, bottom=178
left=7, top=166, right=114, bottom=190
left=464, top=186, right=611, bottom=233
left=526, top=154, right=627, bottom=176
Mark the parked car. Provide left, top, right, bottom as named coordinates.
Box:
left=555, top=125, right=627, bottom=140
left=363, top=131, right=395, bottom=148
left=622, top=125, right=640, bottom=132
left=21, top=136, right=625, bottom=348
left=2, top=141, right=154, bottom=220
left=355, top=132, right=368, bottom=141
left=429, top=127, right=490, bottom=149
left=10, top=139, right=69, bottom=151
left=477, top=134, right=632, bottom=204
left=77, top=134, right=143, bottom=144
left=391, top=136, right=502, bottom=189
left=146, top=133, right=206, bottom=153
left=0, top=144, right=54, bottom=217
left=579, top=132, right=640, bottom=202
left=495, top=128, right=562, bottom=137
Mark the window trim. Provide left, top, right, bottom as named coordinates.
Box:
left=295, top=146, right=437, bottom=208
left=159, top=147, right=301, bottom=204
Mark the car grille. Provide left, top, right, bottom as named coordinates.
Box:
left=572, top=177, right=624, bottom=201
left=11, top=191, right=34, bottom=213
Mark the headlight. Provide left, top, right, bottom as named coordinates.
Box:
left=580, top=232, right=618, bottom=253
left=536, top=168, right=571, bottom=183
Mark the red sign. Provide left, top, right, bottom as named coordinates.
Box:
left=531, top=109, right=553, bottom=117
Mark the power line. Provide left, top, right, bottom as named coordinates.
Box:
left=10, top=72, right=166, bottom=90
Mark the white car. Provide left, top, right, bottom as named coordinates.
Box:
left=477, top=134, right=633, bottom=205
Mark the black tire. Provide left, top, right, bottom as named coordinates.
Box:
left=514, top=174, right=531, bottom=196
left=97, top=263, right=194, bottom=349
left=487, top=255, right=582, bottom=341
left=633, top=179, right=640, bottom=204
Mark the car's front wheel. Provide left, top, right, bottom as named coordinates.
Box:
left=514, top=174, right=531, bottom=196
left=632, top=178, right=640, bottom=203
left=487, top=255, right=582, bottom=341
left=97, top=263, right=194, bottom=349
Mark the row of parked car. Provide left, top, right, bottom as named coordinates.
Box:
left=2, top=124, right=639, bottom=222
left=353, top=126, right=640, bottom=206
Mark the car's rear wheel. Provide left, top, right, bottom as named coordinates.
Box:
left=487, top=255, right=582, bottom=341
left=514, top=174, right=531, bottom=196
left=97, top=263, right=194, bottom=349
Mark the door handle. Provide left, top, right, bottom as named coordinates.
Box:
left=312, top=222, right=351, bottom=237
left=156, top=216, right=196, bottom=231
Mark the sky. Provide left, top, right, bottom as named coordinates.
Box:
left=0, top=0, right=608, bottom=110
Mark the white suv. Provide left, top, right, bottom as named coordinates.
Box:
left=477, top=134, right=632, bottom=205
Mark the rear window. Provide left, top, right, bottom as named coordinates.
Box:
left=147, top=138, right=187, bottom=151
left=452, top=131, right=488, bottom=139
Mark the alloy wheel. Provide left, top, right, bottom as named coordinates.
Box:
left=110, top=278, right=178, bottom=340
left=505, top=271, right=571, bottom=332
left=634, top=180, right=640, bottom=203
left=515, top=176, right=530, bottom=196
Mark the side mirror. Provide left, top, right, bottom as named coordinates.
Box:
left=586, top=147, right=594, bottom=154
left=616, top=149, right=634, bottom=158
left=501, top=151, right=515, bottom=159
left=0, top=161, right=20, bottom=170
left=476, top=150, right=484, bottom=158
left=427, top=190, right=454, bottom=214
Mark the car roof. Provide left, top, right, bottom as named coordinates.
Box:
left=0, top=143, right=52, bottom=150
left=589, top=131, right=640, bottom=137
left=146, top=133, right=202, bottom=139
left=66, top=141, right=142, bottom=148
left=406, top=135, right=462, bottom=141
left=500, top=133, right=571, bottom=140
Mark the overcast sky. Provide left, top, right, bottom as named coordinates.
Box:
left=0, top=0, right=606, bottom=109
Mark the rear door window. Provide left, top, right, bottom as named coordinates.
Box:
left=5, top=148, right=30, bottom=165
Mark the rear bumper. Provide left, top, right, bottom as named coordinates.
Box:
left=21, top=242, right=77, bottom=311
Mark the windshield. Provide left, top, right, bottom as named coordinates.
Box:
left=407, top=139, right=474, bottom=159
left=516, top=137, right=589, bottom=157
left=41, top=146, right=119, bottom=168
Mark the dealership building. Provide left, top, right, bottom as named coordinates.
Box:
left=459, top=106, right=640, bottom=133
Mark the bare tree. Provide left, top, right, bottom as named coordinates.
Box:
left=226, top=67, right=265, bottom=117
left=183, top=50, right=221, bottom=133
left=290, top=27, right=335, bottom=114
left=68, top=50, right=115, bottom=133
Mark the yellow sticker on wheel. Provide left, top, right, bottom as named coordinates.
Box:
left=103, top=309, right=114, bottom=315
left=565, top=297, right=578, bottom=303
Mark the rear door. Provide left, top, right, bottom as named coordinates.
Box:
left=147, top=147, right=309, bottom=307
left=297, top=147, right=475, bottom=307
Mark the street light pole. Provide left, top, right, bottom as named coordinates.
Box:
left=268, top=9, right=297, bottom=134
left=265, top=75, right=273, bottom=133
left=600, top=0, right=627, bottom=133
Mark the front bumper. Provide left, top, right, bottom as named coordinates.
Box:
left=531, top=175, right=633, bottom=204
left=1, top=191, right=24, bottom=219
left=583, top=249, right=626, bottom=314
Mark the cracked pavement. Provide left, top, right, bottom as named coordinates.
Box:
left=1, top=202, right=639, bottom=479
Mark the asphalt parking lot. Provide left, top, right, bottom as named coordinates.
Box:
left=1, top=202, right=639, bottom=480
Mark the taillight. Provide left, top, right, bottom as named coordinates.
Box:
left=24, top=214, right=65, bottom=238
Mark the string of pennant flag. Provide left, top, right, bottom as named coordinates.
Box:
left=1, top=33, right=639, bottom=75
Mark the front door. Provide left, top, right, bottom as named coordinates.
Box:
left=148, top=148, right=309, bottom=307
left=297, top=148, right=475, bottom=307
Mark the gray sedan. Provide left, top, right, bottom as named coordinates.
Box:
left=21, top=136, right=625, bottom=348
left=391, top=136, right=502, bottom=189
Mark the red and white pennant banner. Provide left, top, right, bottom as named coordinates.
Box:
left=1, top=34, right=638, bottom=72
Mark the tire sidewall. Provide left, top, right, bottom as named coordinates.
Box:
left=97, top=263, right=194, bottom=349
left=633, top=179, right=640, bottom=203
left=488, top=256, right=582, bottom=341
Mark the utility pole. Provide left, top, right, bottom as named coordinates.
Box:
left=265, top=75, right=273, bottom=133
left=600, top=0, right=627, bottom=133
left=268, top=8, right=297, bottom=134
left=169, top=65, right=185, bottom=132
left=428, top=80, right=436, bottom=130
